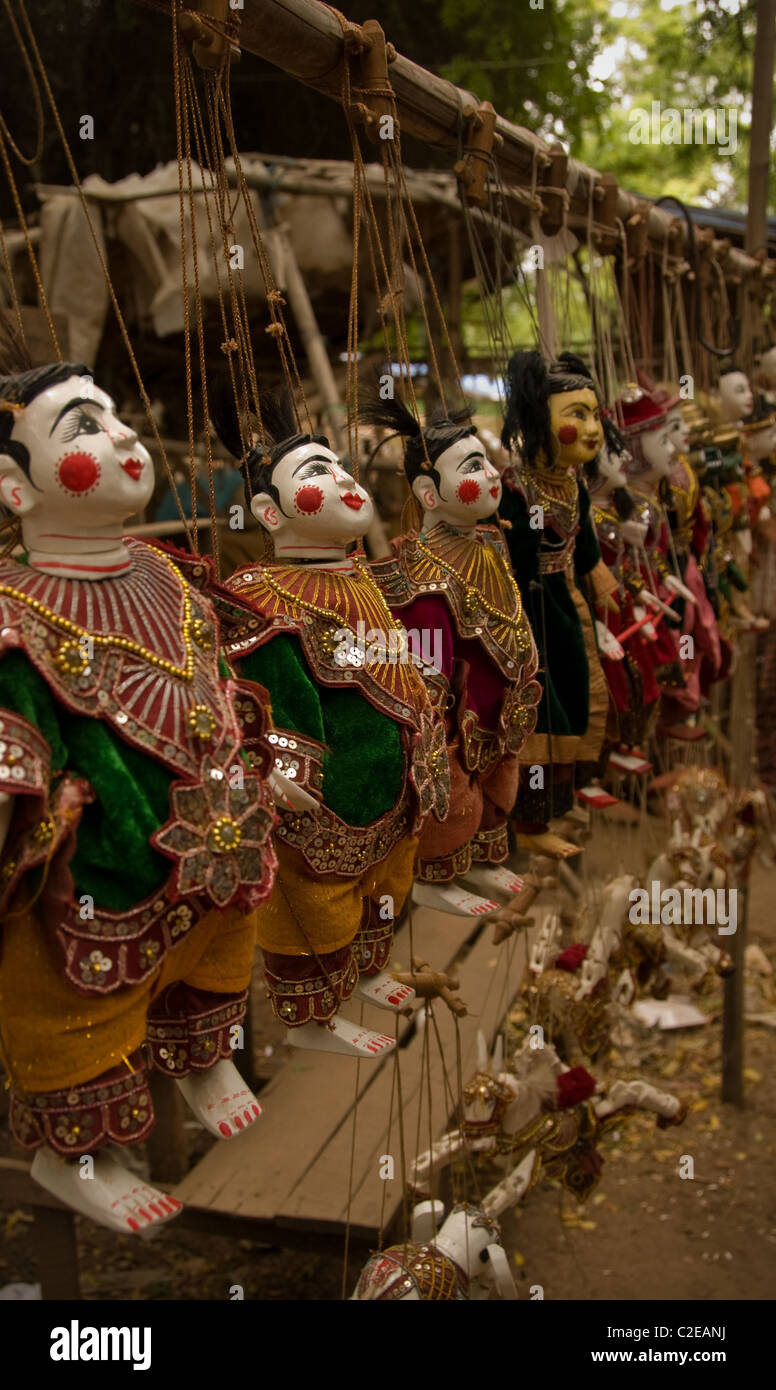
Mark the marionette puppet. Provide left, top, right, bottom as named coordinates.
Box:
left=0, top=350, right=277, bottom=1232
left=212, top=389, right=450, bottom=1059
left=754, top=344, right=776, bottom=408
left=660, top=394, right=723, bottom=703
left=585, top=421, right=662, bottom=747
left=362, top=392, right=541, bottom=916
left=703, top=368, right=768, bottom=631
left=716, top=363, right=755, bottom=425
left=498, top=351, right=619, bottom=855
left=612, top=386, right=699, bottom=708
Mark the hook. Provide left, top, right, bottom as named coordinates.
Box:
left=654, top=195, right=740, bottom=359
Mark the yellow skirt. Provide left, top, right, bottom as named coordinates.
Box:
left=0, top=903, right=258, bottom=1093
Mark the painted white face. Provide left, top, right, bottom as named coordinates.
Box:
left=249, top=439, right=374, bottom=547
left=666, top=406, right=691, bottom=455
left=596, top=442, right=630, bottom=490
left=413, top=434, right=501, bottom=526
left=0, top=374, right=153, bottom=526
left=640, top=421, right=677, bottom=479
left=747, top=419, right=776, bottom=461
left=718, top=371, right=754, bottom=422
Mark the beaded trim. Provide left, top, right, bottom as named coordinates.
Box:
left=355, top=1245, right=467, bottom=1301
left=275, top=795, right=411, bottom=878
left=538, top=540, right=575, bottom=575
left=265, top=725, right=326, bottom=798
left=352, top=899, right=395, bottom=976
left=263, top=946, right=359, bottom=1026
left=459, top=708, right=500, bottom=774
left=416, top=840, right=473, bottom=883
left=0, top=765, right=276, bottom=997
left=372, top=524, right=538, bottom=682
left=470, top=821, right=509, bottom=864
left=146, top=990, right=248, bottom=1076
left=225, top=563, right=432, bottom=736
left=0, top=541, right=246, bottom=784
left=0, top=710, right=51, bottom=796
left=9, top=1052, right=153, bottom=1156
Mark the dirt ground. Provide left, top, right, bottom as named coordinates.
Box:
left=1, top=825, right=775, bottom=1302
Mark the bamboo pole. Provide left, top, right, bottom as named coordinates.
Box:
left=721, top=0, right=776, bottom=1109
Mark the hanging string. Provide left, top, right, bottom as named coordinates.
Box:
left=16, top=0, right=193, bottom=541
left=0, top=0, right=44, bottom=165
left=0, top=126, right=60, bottom=359
left=0, top=216, right=28, bottom=350
left=340, top=1027, right=363, bottom=1300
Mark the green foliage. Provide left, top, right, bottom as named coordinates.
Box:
left=576, top=0, right=764, bottom=210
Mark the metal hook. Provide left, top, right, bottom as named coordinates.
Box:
left=654, top=195, right=740, bottom=359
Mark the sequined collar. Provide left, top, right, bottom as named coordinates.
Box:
left=226, top=560, right=432, bottom=728
left=515, top=467, right=581, bottom=538
left=0, top=539, right=194, bottom=679
left=377, top=522, right=537, bottom=679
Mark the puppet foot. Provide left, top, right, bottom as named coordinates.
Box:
left=355, top=972, right=416, bottom=1012
left=175, top=1058, right=262, bottom=1139
left=514, top=831, right=583, bottom=860
left=287, top=1017, right=396, bottom=1058
left=594, top=1078, right=684, bottom=1124
left=412, top=881, right=500, bottom=917
left=463, top=864, right=525, bottom=897
left=31, top=1147, right=182, bottom=1235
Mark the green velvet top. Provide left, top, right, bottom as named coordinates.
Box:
left=0, top=650, right=173, bottom=911
left=240, top=634, right=404, bottom=827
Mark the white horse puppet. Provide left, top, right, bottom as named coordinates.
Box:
left=351, top=1201, right=517, bottom=1300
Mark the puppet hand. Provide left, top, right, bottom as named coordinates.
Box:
left=664, top=574, right=695, bottom=605
left=622, top=520, right=648, bottom=545
left=268, top=769, right=320, bottom=814
left=633, top=605, right=657, bottom=641
left=596, top=620, right=625, bottom=661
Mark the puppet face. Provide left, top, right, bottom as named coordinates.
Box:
left=666, top=406, right=691, bottom=456
left=250, top=439, right=374, bottom=546
left=640, top=419, right=677, bottom=479
left=413, top=434, right=501, bottom=525
left=746, top=418, right=776, bottom=461
left=718, top=371, right=753, bottom=423
left=548, top=388, right=603, bottom=471
left=596, top=441, right=630, bottom=491
left=0, top=374, right=154, bottom=526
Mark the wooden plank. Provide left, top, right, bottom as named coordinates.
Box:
left=0, top=1157, right=372, bottom=1260
left=173, top=902, right=476, bottom=1217
left=0, top=1157, right=72, bottom=1211
left=278, top=918, right=529, bottom=1233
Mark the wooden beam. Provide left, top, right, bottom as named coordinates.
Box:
left=135, top=0, right=601, bottom=221
left=132, top=0, right=776, bottom=277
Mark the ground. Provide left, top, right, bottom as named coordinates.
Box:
left=1, top=827, right=775, bottom=1301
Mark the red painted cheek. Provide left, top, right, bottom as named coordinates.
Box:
left=456, top=479, right=481, bottom=504
left=557, top=424, right=578, bottom=445
left=294, top=484, right=324, bottom=515
left=57, top=451, right=101, bottom=496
